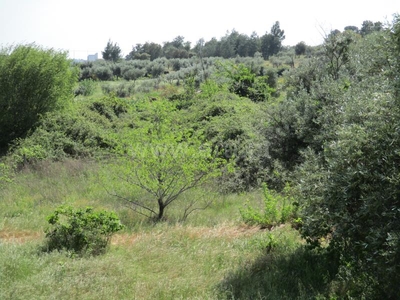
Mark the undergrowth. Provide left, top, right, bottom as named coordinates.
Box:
left=240, top=183, right=298, bottom=229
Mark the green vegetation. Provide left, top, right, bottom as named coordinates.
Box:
left=110, top=100, right=227, bottom=221
left=44, top=206, right=124, bottom=256
left=102, top=39, right=122, bottom=62
left=0, top=15, right=399, bottom=299
left=240, top=183, right=298, bottom=229
left=0, top=44, right=77, bottom=150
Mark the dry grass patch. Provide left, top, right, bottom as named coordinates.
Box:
left=0, top=229, right=43, bottom=244
left=111, top=223, right=261, bottom=246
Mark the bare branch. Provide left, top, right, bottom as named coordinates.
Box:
left=180, top=198, right=213, bottom=222
left=105, top=188, right=156, bottom=217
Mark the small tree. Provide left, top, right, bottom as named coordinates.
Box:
left=324, top=30, right=355, bottom=80
left=112, top=100, right=225, bottom=221
left=0, top=44, right=77, bottom=149
left=260, top=21, right=285, bottom=59
left=102, top=39, right=122, bottom=62
left=295, top=41, right=307, bottom=56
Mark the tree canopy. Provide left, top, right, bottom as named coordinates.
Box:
left=102, top=39, right=122, bottom=62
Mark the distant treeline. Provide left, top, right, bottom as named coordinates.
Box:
left=119, top=19, right=383, bottom=61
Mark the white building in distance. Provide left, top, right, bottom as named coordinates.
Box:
left=87, top=53, right=98, bottom=62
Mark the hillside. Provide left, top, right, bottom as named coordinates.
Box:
left=1, top=16, right=400, bottom=299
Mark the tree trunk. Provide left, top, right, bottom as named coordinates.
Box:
left=157, top=198, right=165, bottom=221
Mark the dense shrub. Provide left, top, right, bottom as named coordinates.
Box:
left=188, top=91, right=268, bottom=192
left=0, top=44, right=77, bottom=148
left=7, top=94, right=128, bottom=167
left=135, top=79, right=160, bottom=93
left=101, top=82, right=135, bottom=97
left=92, top=65, right=113, bottom=81
left=44, top=206, right=124, bottom=256
left=111, top=63, right=122, bottom=78
left=77, top=61, right=93, bottom=81
left=217, top=62, right=275, bottom=102
left=146, top=62, right=165, bottom=77
left=122, top=68, right=145, bottom=81
left=295, top=17, right=400, bottom=298
left=297, top=93, right=400, bottom=298
left=74, top=79, right=96, bottom=96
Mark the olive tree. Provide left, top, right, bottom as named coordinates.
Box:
left=296, top=17, right=400, bottom=298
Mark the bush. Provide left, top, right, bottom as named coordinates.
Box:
left=146, top=62, right=165, bottom=78
left=74, top=79, right=96, bottom=96
left=187, top=91, right=268, bottom=192
left=115, top=82, right=135, bottom=97
left=296, top=18, right=400, bottom=298
left=135, top=79, right=160, bottom=93
left=44, top=206, right=124, bottom=256
left=122, top=68, right=145, bottom=81
left=0, top=44, right=77, bottom=148
left=240, top=183, right=297, bottom=229
left=101, top=82, right=135, bottom=97
left=7, top=94, right=128, bottom=167
left=217, top=62, right=275, bottom=102
left=92, top=65, right=113, bottom=81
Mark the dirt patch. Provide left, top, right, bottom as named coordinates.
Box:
left=0, top=230, right=43, bottom=244
left=111, top=233, right=140, bottom=246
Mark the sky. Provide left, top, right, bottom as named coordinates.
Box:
left=0, top=0, right=398, bottom=60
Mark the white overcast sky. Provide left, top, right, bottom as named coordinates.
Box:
left=0, top=0, right=398, bottom=59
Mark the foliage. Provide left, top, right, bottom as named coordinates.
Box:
left=296, top=17, right=400, bottom=298
left=260, top=21, right=285, bottom=59
left=111, top=100, right=226, bottom=221
left=298, top=96, right=400, bottom=298
left=217, top=62, right=275, bottom=102
left=324, top=30, right=356, bottom=79
left=360, top=20, right=383, bottom=36
left=122, top=67, right=145, bottom=81
left=295, top=41, right=307, bottom=56
left=101, top=82, right=135, bottom=97
left=6, top=94, right=128, bottom=167
left=240, top=183, right=297, bottom=228
left=188, top=90, right=269, bottom=192
left=126, top=42, right=162, bottom=61
left=0, top=44, right=77, bottom=149
left=2, top=14, right=400, bottom=300
left=92, top=64, right=113, bottom=81
left=74, top=79, right=96, bottom=96
left=44, top=206, right=124, bottom=256
left=264, top=38, right=354, bottom=172
left=102, top=39, right=122, bottom=62
left=0, top=162, right=12, bottom=186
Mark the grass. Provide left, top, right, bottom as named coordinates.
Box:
left=0, top=159, right=337, bottom=299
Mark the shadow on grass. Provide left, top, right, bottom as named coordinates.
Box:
left=217, top=246, right=339, bottom=300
